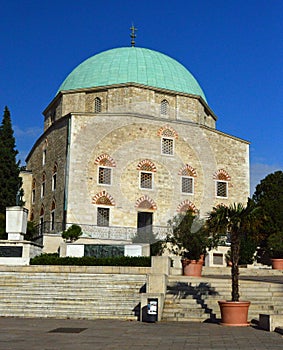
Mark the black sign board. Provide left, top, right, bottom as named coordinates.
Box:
left=0, top=246, right=23, bottom=257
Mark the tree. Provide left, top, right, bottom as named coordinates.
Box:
left=206, top=201, right=261, bottom=301
left=165, top=210, right=220, bottom=260
left=252, top=171, right=283, bottom=257
left=0, top=106, right=22, bottom=214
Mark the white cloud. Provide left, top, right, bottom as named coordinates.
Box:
left=14, top=125, right=42, bottom=138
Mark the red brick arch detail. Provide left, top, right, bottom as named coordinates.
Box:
left=92, top=190, right=115, bottom=206
left=213, top=169, right=231, bottom=181
left=177, top=200, right=198, bottom=213
left=94, top=154, right=116, bottom=167
left=136, top=159, right=157, bottom=172
left=157, top=125, right=179, bottom=139
left=135, top=195, right=157, bottom=210
left=178, top=164, right=197, bottom=177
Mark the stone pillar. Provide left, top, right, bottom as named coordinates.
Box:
left=6, top=206, right=28, bottom=241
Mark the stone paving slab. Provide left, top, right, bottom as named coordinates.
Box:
left=0, top=317, right=282, bottom=350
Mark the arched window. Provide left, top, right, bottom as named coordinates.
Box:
left=213, top=169, right=231, bottom=198
left=92, top=190, right=115, bottom=227
left=179, top=165, right=197, bottom=195
left=52, top=163, right=57, bottom=191
left=160, top=99, right=169, bottom=115
left=94, top=97, right=102, bottom=113
left=32, top=179, right=36, bottom=204
left=158, top=126, right=178, bottom=156
left=39, top=205, right=45, bottom=234
left=41, top=172, right=46, bottom=198
left=137, top=160, right=156, bottom=190
left=95, top=154, right=116, bottom=186
left=50, top=200, right=56, bottom=231
left=42, top=139, right=48, bottom=166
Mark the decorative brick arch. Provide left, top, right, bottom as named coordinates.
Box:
left=178, top=164, right=197, bottom=177
left=213, top=169, right=231, bottom=181
left=157, top=125, right=179, bottom=139
left=92, top=190, right=115, bottom=206
left=94, top=154, right=116, bottom=167
left=136, top=159, right=157, bottom=172
left=135, top=195, right=157, bottom=210
left=177, top=200, right=198, bottom=213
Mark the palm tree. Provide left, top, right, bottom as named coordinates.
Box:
left=206, top=200, right=260, bottom=301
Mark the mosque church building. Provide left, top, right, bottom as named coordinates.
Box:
left=23, top=42, right=250, bottom=249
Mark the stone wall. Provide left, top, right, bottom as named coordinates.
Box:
left=26, top=117, right=69, bottom=224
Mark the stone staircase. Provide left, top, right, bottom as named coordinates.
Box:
left=162, top=275, right=283, bottom=322
left=0, top=270, right=147, bottom=320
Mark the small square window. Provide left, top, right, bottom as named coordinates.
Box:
left=98, top=167, right=112, bottom=185
left=182, top=177, right=194, bottom=194
left=162, top=138, right=174, bottom=155
left=140, top=172, right=153, bottom=189
left=97, top=207, right=110, bottom=227
left=216, top=181, right=228, bottom=198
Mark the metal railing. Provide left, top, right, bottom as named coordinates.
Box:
left=32, top=221, right=170, bottom=243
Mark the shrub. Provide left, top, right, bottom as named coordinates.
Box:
left=30, top=253, right=151, bottom=267
left=62, top=224, right=82, bottom=242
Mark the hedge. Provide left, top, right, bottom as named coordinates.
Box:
left=30, top=253, right=151, bottom=267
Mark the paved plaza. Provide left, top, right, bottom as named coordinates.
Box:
left=0, top=317, right=282, bottom=350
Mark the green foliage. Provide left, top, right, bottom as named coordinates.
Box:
left=0, top=106, right=23, bottom=214
left=165, top=210, right=219, bottom=261
left=0, top=213, right=7, bottom=239
left=267, top=232, right=283, bottom=258
left=30, top=253, right=151, bottom=266
left=206, top=201, right=261, bottom=301
left=253, top=171, right=283, bottom=238
left=62, top=224, right=82, bottom=242
left=25, top=221, right=38, bottom=241
left=239, top=234, right=258, bottom=265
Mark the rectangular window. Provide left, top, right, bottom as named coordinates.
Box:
left=97, top=207, right=110, bottom=227
left=98, top=167, right=112, bottom=185
left=140, top=172, right=153, bottom=189
left=161, top=138, right=174, bottom=155
left=216, top=181, right=228, bottom=198
left=182, top=176, right=194, bottom=194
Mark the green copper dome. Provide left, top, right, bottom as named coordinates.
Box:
left=58, top=47, right=206, bottom=101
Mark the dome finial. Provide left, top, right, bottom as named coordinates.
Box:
left=130, top=24, right=137, bottom=47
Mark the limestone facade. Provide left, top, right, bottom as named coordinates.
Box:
left=25, top=83, right=249, bottom=240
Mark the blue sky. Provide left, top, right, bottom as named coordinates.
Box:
left=0, top=0, right=282, bottom=195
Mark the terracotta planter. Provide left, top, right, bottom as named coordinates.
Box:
left=271, top=259, right=283, bottom=270
left=182, top=259, right=203, bottom=277
left=218, top=301, right=250, bottom=326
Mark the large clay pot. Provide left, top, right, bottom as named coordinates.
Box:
left=182, top=259, right=203, bottom=277
left=271, top=259, right=283, bottom=270
left=218, top=301, right=250, bottom=326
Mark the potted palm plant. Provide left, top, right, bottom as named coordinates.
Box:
left=165, top=210, right=219, bottom=276
left=206, top=201, right=260, bottom=326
